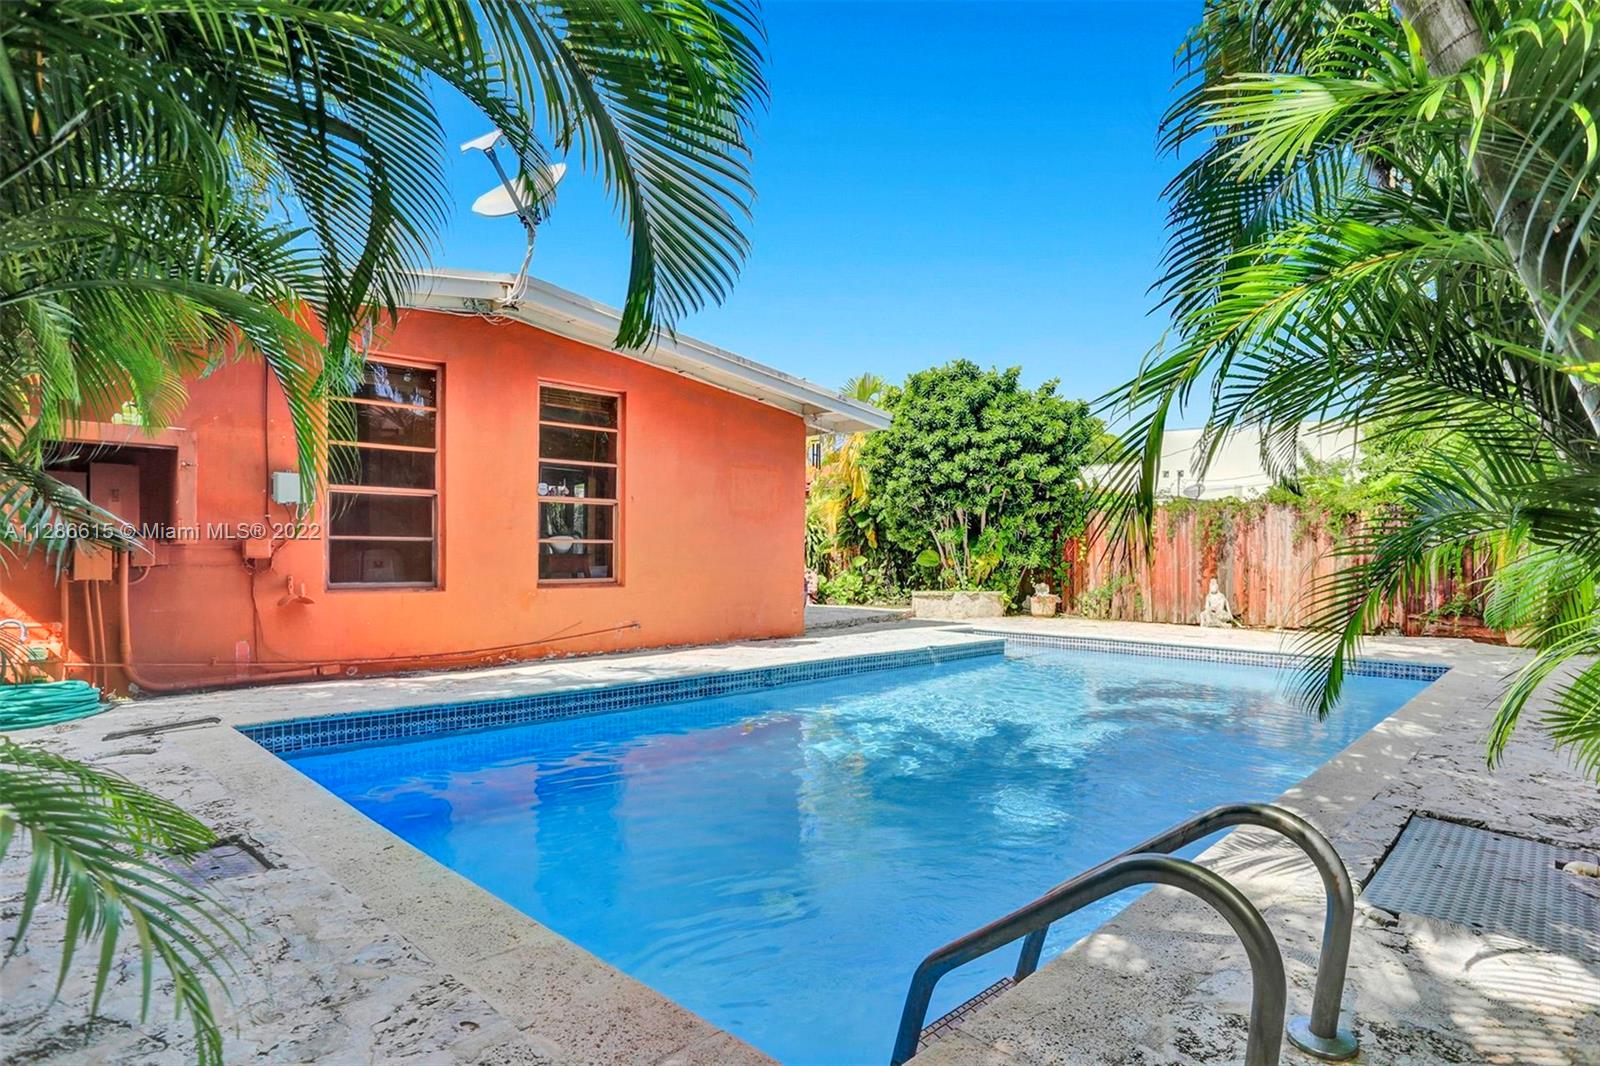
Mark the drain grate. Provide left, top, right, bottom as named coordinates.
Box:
left=918, top=977, right=1014, bottom=1050
left=1363, top=816, right=1600, bottom=961
left=164, top=837, right=273, bottom=887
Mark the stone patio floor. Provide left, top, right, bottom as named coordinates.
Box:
left=2, top=618, right=1597, bottom=1064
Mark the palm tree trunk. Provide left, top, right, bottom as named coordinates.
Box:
left=1396, top=0, right=1600, bottom=434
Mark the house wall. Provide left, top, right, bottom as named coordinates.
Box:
left=0, top=309, right=807, bottom=691
left=1080, top=424, right=1362, bottom=501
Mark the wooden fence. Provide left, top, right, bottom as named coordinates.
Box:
left=1064, top=503, right=1499, bottom=637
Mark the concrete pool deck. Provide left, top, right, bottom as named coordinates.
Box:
left=2, top=619, right=1597, bottom=1064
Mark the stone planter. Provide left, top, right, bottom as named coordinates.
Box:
left=911, top=590, right=1007, bottom=620
left=1028, top=594, right=1059, bottom=617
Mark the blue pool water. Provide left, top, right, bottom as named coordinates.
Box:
left=286, top=645, right=1431, bottom=1064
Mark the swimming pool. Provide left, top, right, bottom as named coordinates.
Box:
left=269, top=638, right=1438, bottom=1064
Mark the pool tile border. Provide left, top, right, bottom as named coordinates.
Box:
left=240, top=640, right=1006, bottom=756
left=976, top=630, right=1450, bottom=681
left=242, top=632, right=1448, bottom=759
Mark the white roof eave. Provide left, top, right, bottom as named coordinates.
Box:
left=403, top=268, right=889, bottom=434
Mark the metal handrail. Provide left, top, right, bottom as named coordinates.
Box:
left=1009, top=802, right=1356, bottom=1060
left=888, top=853, right=1286, bottom=1066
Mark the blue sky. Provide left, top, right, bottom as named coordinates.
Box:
left=433, top=1, right=1201, bottom=411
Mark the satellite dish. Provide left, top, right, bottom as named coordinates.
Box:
left=471, top=163, right=567, bottom=218
left=1181, top=483, right=1204, bottom=499
left=459, top=128, right=566, bottom=303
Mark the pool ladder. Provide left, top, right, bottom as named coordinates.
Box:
left=888, top=803, right=1360, bottom=1066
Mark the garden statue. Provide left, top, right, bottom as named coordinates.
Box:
left=1028, top=581, right=1060, bottom=618
left=1197, top=577, right=1236, bottom=627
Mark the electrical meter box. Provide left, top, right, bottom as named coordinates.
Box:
left=270, top=471, right=305, bottom=506
left=89, top=462, right=140, bottom=528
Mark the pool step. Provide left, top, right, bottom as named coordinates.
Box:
left=917, top=977, right=1014, bottom=1051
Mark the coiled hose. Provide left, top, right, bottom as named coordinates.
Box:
left=0, top=680, right=105, bottom=730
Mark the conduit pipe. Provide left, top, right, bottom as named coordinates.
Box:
left=57, top=577, right=70, bottom=682
left=116, top=551, right=320, bottom=693
left=96, top=551, right=642, bottom=693
left=84, top=582, right=103, bottom=690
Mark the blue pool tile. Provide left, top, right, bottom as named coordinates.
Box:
left=240, top=633, right=1446, bottom=758
left=971, top=630, right=1449, bottom=681
left=240, top=640, right=1006, bottom=756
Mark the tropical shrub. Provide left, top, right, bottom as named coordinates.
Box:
left=1076, top=574, right=1139, bottom=620
left=806, top=433, right=879, bottom=572
left=806, top=374, right=889, bottom=575
left=816, top=557, right=895, bottom=605
left=863, top=361, right=1097, bottom=600
left=1103, top=0, right=1600, bottom=775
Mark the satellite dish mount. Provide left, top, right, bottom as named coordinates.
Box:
left=460, top=130, right=566, bottom=303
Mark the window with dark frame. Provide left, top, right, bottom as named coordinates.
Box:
left=327, top=361, right=439, bottom=587
left=538, top=386, right=618, bottom=582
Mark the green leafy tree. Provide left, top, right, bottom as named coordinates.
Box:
left=1102, top=0, right=1600, bottom=775
left=864, top=361, right=1096, bottom=597
left=1083, top=416, right=1121, bottom=465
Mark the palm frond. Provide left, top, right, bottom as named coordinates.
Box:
left=1105, top=0, right=1600, bottom=777
left=0, top=740, right=243, bottom=1066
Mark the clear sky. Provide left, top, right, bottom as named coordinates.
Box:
left=432, top=1, right=1201, bottom=410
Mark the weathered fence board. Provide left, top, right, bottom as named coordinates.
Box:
left=1066, top=504, right=1497, bottom=636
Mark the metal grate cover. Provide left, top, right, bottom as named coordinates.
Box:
left=164, top=838, right=272, bottom=887
left=1363, top=816, right=1600, bottom=961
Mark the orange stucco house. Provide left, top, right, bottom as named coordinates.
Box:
left=2, top=269, right=886, bottom=693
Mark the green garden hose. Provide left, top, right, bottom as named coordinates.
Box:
left=0, top=680, right=105, bottom=730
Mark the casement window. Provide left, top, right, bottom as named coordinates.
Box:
left=537, top=385, right=619, bottom=582
left=327, top=360, right=439, bottom=587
